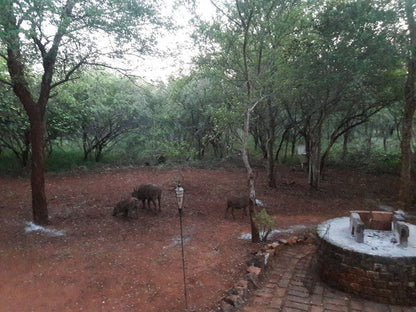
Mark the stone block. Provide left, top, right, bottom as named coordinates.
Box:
left=371, top=211, right=393, bottom=222
left=220, top=300, right=235, bottom=312
left=350, top=210, right=394, bottom=230
left=350, top=210, right=371, bottom=225
left=268, top=242, right=280, bottom=249
left=350, top=212, right=365, bottom=243
left=247, top=265, right=261, bottom=275
left=369, top=211, right=393, bottom=230
left=393, top=221, right=409, bottom=247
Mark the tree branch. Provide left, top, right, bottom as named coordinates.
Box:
left=50, top=56, right=88, bottom=90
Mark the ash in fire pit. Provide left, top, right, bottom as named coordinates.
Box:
left=350, top=210, right=410, bottom=248
left=318, top=213, right=416, bottom=257
left=317, top=211, right=416, bottom=305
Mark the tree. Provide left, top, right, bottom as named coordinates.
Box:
left=399, top=0, right=416, bottom=204
left=168, top=74, right=235, bottom=160
left=69, top=72, right=147, bottom=161
left=193, top=0, right=298, bottom=241
left=278, top=0, right=400, bottom=189
left=0, top=0, right=163, bottom=225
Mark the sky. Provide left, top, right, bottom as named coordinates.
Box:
left=130, top=0, right=217, bottom=83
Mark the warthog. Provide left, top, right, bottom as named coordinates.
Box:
left=112, top=197, right=140, bottom=218
left=132, top=184, right=162, bottom=213
left=225, top=196, right=251, bottom=219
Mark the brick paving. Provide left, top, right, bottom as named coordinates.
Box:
left=238, top=244, right=416, bottom=312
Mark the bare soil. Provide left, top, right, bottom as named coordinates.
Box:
left=0, top=165, right=400, bottom=311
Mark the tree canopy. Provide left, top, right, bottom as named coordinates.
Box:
left=0, top=0, right=166, bottom=224
left=1, top=0, right=416, bottom=223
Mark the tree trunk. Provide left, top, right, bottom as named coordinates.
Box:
left=342, top=130, right=350, bottom=160
left=266, top=136, right=276, bottom=188
left=266, top=100, right=276, bottom=188
left=28, top=107, right=49, bottom=224
left=399, top=0, right=416, bottom=204
left=242, top=107, right=260, bottom=243
left=400, top=86, right=416, bottom=203
left=237, top=3, right=259, bottom=242
left=307, top=122, right=322, bottom=190
left=308, top=137, right=321, bottom=190
left=275, top=127, right=289, bottom=162
left=290, top=134, right=296, bottom=157
left=365, top=123, right=372, bottom=155
left=283, top=138, right=289, bottom=162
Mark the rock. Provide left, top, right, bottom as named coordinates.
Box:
left=287, top=236, right=298, bottom=245
left=223, top=294, right=244, bottom=307
left=234, top=280, right=248, bottom=297
left=235, top=279, right=248, bottom=289
left=265, top=248, right=275, bottom=257
left=304, top=235, right=316, bottom=244
left=220, top=300, right=235, bottom=312
left=247, top=272, right=259, bottom=288
left=246, top=256, right=264, bottom=268
left=246, top=265, right=261, bottom=275
left=268, top=242, right=280, bottom=249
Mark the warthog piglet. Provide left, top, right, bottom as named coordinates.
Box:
left=112, top=197, right=140, bottom=218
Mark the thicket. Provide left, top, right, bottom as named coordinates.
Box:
left=0, top=0, right=412, bottom=183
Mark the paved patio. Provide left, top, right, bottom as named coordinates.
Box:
left=238, top=244, right=416, bottom=312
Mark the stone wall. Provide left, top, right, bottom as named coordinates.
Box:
left=317, top=237, right=416, bottom=305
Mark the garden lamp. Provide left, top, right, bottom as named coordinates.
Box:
left=175, top=183, right=188, bottom=309
left=175, top=184, right=184, bottom=213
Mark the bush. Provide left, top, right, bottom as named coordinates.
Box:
left=253, top=208, right=275, bottom=242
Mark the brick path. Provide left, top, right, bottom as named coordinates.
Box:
left=238, top=244, right=416, bottom=312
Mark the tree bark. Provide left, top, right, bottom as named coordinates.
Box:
left=242, top=107, right=260, bottom=243
left=399, top=0, right=416, bottom=204
left=307, top=122, right=323, bottom=190
left=266, top=100, right=276, bottom=188
left=342, top=130, right=350, bottom=160
left=28, top=107, right=48, bottom=224
left=236, top=2, right=260, bottom=243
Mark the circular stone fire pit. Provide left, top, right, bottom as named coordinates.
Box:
left=317, top=215, right=416, bottom=305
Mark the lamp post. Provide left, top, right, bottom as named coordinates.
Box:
left=175, top=184, right=188, bottom=309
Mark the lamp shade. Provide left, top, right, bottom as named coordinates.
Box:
left=176, top=186, right=184, bottom=210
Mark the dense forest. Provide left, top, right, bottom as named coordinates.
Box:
left=0, top=0, right=415, bottom=224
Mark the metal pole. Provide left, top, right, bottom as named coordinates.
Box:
left=178, top=207, right=188, bottom=310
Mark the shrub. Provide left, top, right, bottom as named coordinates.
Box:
left=253, top=208, right=275, bottom=242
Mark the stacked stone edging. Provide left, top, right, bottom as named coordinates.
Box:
left=317, top=236, right=416, bottom=305
left=220, top=232, right=316, bottom=312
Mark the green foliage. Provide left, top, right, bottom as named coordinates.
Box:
left=253, top=208, right=275, bottom=242
left=0, top=0, right=411, bottom=181
left=0, top=85, right=31, bottom=167
left=329, top=148, right=402, bottom=174
left=45, top=148, right=88, bottom=172
left=168, top=74, right=240, bottom=160
left=0, top=150, right=26, bottom=175
left=47, top=86, right=87, bottom=142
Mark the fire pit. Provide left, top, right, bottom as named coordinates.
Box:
left=317, top=211, right=416, bottom=305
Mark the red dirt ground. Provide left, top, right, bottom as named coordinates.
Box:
left=0, top=165, right=402, bottom=311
